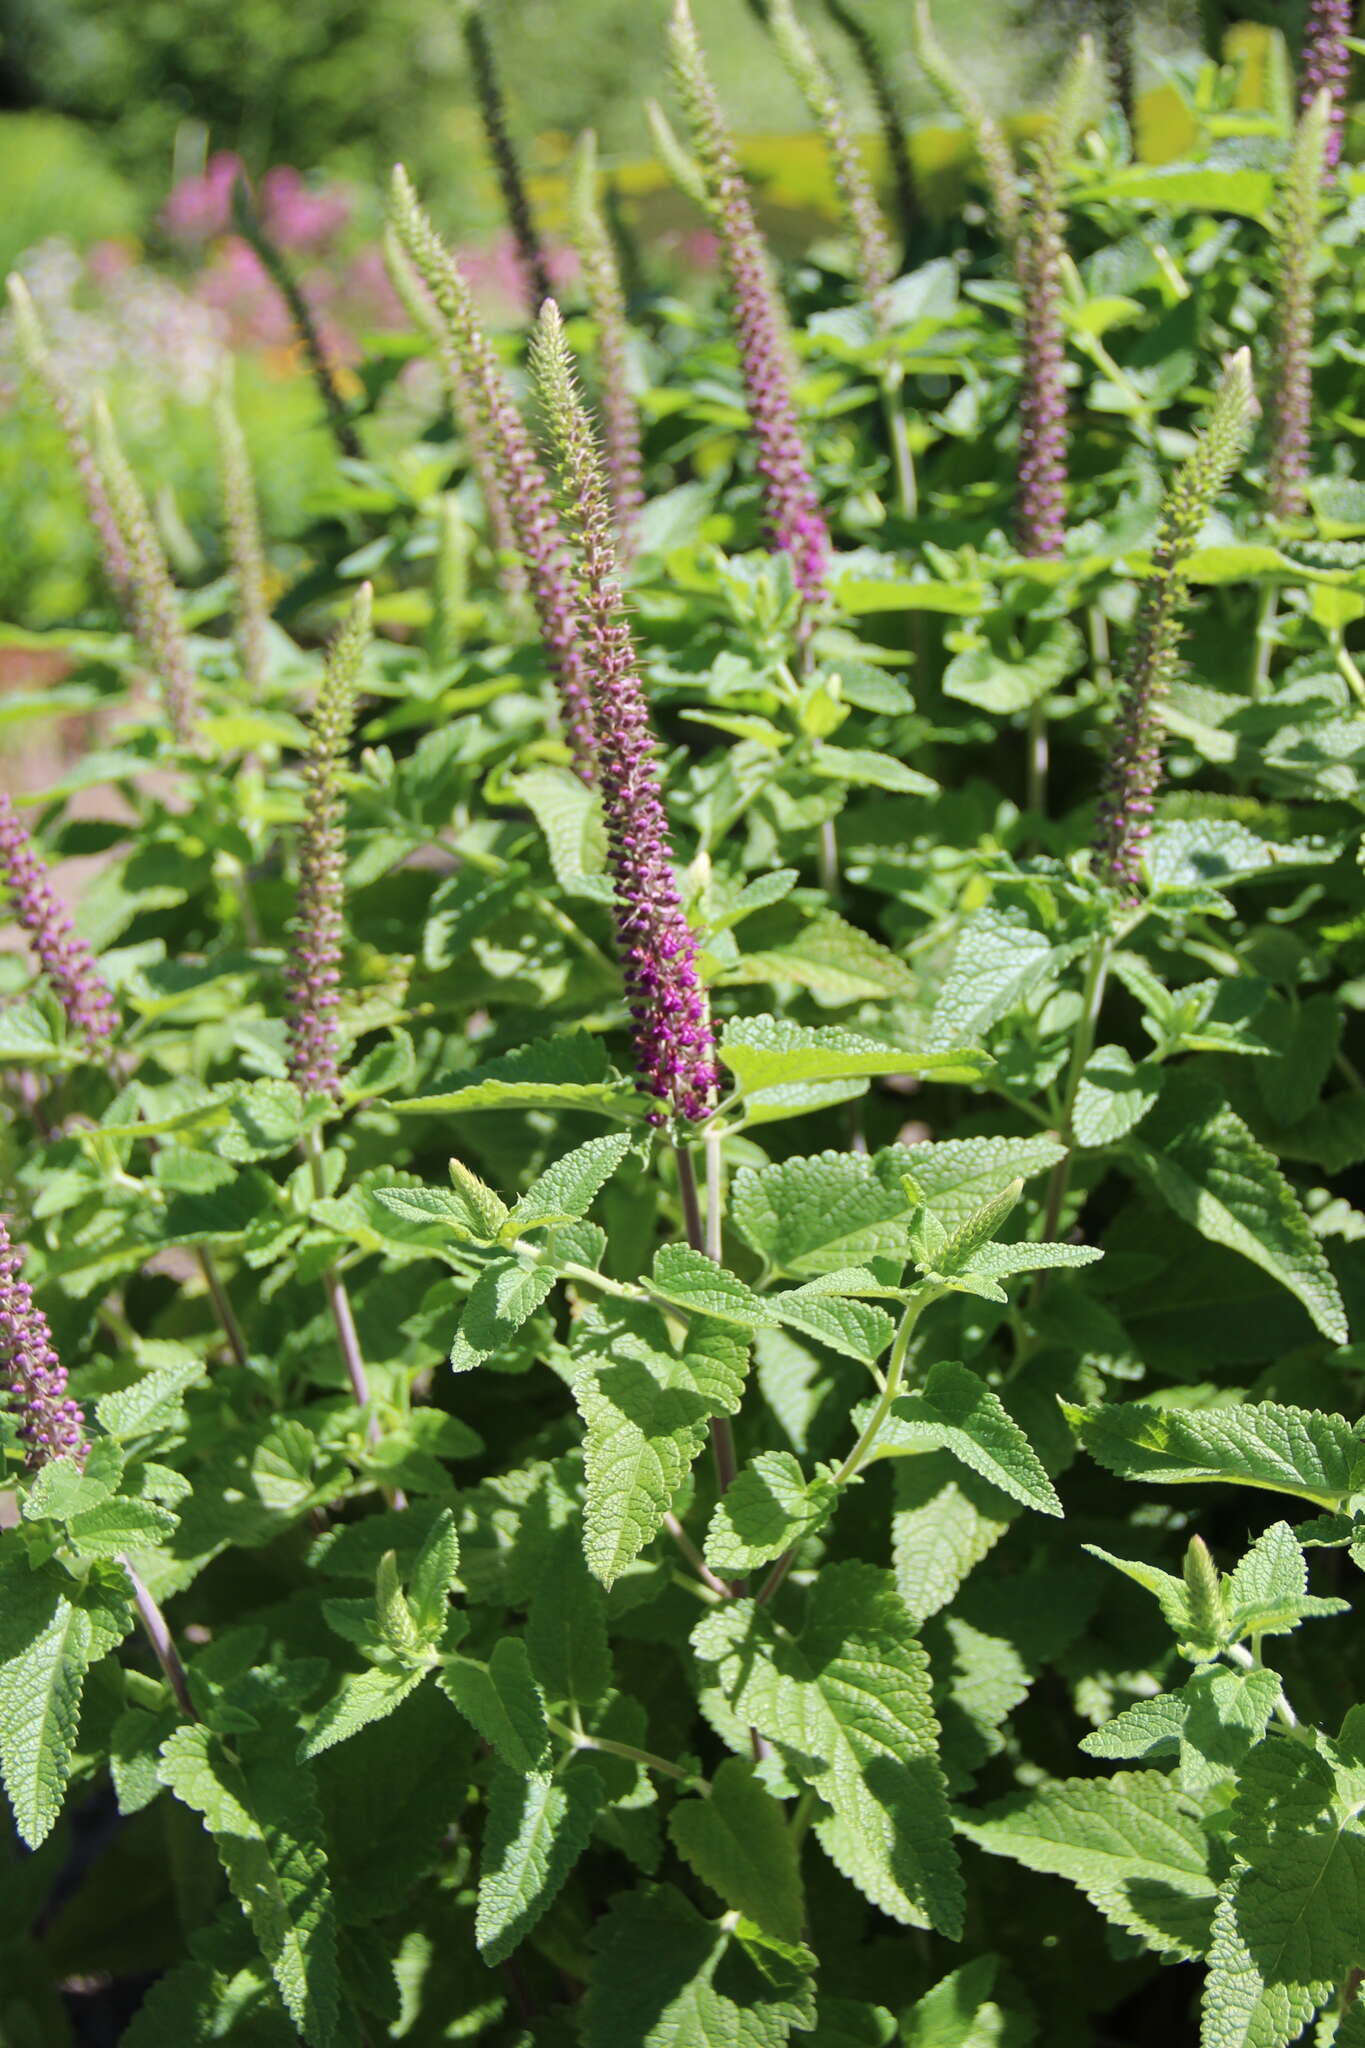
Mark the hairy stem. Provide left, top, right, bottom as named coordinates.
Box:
left=1037, top=933, right=1111, bottom=1255
left=677, top=1140, right=739, bottom=1500
left=549, top=1715, right=710, bottom=1789
left=196, top=1249, right=248, bottom=1370
left=120, top=1555, right=197, bottom=1720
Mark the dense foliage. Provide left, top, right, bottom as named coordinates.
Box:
left=3, top=4, right=1365, bottom=2044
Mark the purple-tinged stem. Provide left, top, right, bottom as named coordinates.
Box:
left=119, top=1555, right=198, bottom=1719
left=389, top=170, right=596, bottom=776
left=232, top=179, right=361, bottom=460
left=460, top=0, right=553, bottom=317
left=1268, top=89, right=1331, bottom=524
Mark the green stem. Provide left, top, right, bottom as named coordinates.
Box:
left=1037, top=932, right=1111, bottom=1256
left=1025, top=699, right=1049, bottom=818
left=120, top=1555, right=197, bottom=1720
left=1333, top=630, right=1365, bottom=710
left=676, top=1143, right=738, bottom=1498
left=548, top=1715, right=709, bottom=1789
left=1252, top=582, right=1278, bottom=701
left=881, top=369, right=917, bottom=519
left=663, top=1509, right=730, bottom=1598
left=197, top=1249, right=248, bottom=1370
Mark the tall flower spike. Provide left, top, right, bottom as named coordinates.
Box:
left=382, top=225, right=527, bottom=605
left=1300, top=0, right=1352, bottom=175
left=768, top=0, right=895, bottom=322
left=231, top=179, right=361, bottom=461
left=569, top=132, right=646, bottom=557
left=820, top=0, right=919, bottom=257
left=91, top=396, right=199, bottom=745
left=1014, top=39, right=1097, bottom=558
left=460, top=0, right=553, bottom=317
left=912, top=0, right=1021, bottom=247
left=0, top=1215, right=85, bottom=1468
left=531, top=302, right=718, bottom=1125
left=6, top=274, right=132, bottom=600
left=284, top=584, right=372, bottom=1100
left=213, top=365, right=271, bottom=693
left=1093, top=351, right=1256, bottom=901
left=388, top=169, right=595, bottom=774
left=669, top=0, right=831, bottom=613
left=0, top=792, right=118, bottom=1050
left=1268, top=88, right=1331, bottom=523
left=1097, top=0, right=1137, bottom=138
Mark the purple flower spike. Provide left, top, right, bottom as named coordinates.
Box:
left=532, top=302, right=718, bottom=1126
left=1094, top=352, right=1255, bottom=901
left=570, top=132, right=646, bottom=558
left=0, top=1215, right=85, bottom=1469
left=1300, top=0, right=1352, bottom=174
left=91, top=395, right=199, bottom=746
left=0, top=792, right=117, bottom=1051
left=284, top=585, right=372, bottom=1100
left=389, top=169, right=596, bottom=775
left=669, top=0, right=830, bottom=615
left=1269, top=90, right=1331, bottom=523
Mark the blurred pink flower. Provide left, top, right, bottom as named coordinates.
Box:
left=343, top=246, right=405, bottom=329
left=260, top=168, right=351, bottom=251
left=456, top=232, right=577, bottom=321
left=163, top=152, right=244, bottom=242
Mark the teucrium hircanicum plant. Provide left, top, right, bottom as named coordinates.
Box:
left=567, top=130, right=645, bottom=557
left=1267, top=87, right=1331, bottom=524
left=459, top=0, right=553, bottom=317
left=212, top=363, right=271, bottom=694
left=5, top=18, right=1365, bottom=2048
left=1299, top=0, right=1353, bottom=173
left=91, top=393, right=200, bottom=744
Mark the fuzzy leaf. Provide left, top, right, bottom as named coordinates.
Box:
left=692, top=1564, right=963, bottom=1935
left=158, top=1724, right=339, bottom=2046
left=1065, top=1398, right=1364, bottom=1509
left=370, top=1175, right=507, bottom=1243
left=392, top=1031, right=636, bottom=1118
left=0, top=1592, right=93, bottom=1848
left=582, top=1884, right=816, bottom=2047
left=957, top=1771, right=1217, bottom=1959
left=877, top=1363, right=1062, bottom=1517
left=891, top=1457, right=1015, bottom=1622
left=437, top=1638, right=549, bottom=1771
left=448, top=1257, right=559, bottom=1372
left=929, top=908, right=1061, bottom=1043
left=669, top=1757, right=805, bottom=1944
left=299, top=1666, right=431, bottom=1760
left=476, top=1762, right=603, bottom=1965
left=95, top=1355, right=207, bottom=1440
left=704, top=1452, right=838, bottom=1574
left=502, top=1131, right=633, bottom=1237
left=1072, top=1045, right=1164, bottom=1148
left=718, top=1015, right=987, bottom=1096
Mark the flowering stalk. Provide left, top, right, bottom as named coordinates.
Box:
left=0, top=792, right=118, bottom=1051
left=91, top=396, right=199, bottom=745
left=1013, top=40, right=1096, bottom=561
left=669, top=0, right=831, bottom=616
left=1300, top=0, right=1353, bottom=175
left=912, top=0, right=1021, bottom=247
left=1093, top=350, right=1256, bottom=901
left=382, top=225, right=527, bottom=605
left=213, top=364, right=271, bottom=693
left=388, top=169, right=595, bottom=774
left=569, top=131, right=645, bottom=558
left=1268, top=88, right=1331, bottom=524
left=1098, top=0, right=1136, bottom=137
left=820, top=0, right=919, bottom=257
left=0, top=1214, right=85, bottom=1467
left=284, top=585, right=372, bottom=1102
left=769, top=0, right=894, bottom=319
left=531, top=302, right=718, bottom=1128
left=6, top=274, right=132, bottom=599
left=460, top=0, right=553, bottom=316
left=231, top=178, right=361, bottom=461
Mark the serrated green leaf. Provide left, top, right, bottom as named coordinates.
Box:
left=943, top=619, right=1084, bottom=714
left=704, top=1452, right=837, bottom=1574
left=392, top=1031, right=636, bottom=1118
left=158, top=1724, right=339, bottom=2045
left=1080, top=1693, right=1186, bottom=1763
left=901, top=1955, right=1026, bottom=2048
left=503, top=1131, right=633, bottom=1238
left=582, top=1884, right=816, bottom=2048
left=1072, top=1045, right=1164, bottom=1148
left=766, top=1285, right=898, bottom=1364
left=300, top=1666, right=431, bottom=1760
left=929, top=908, right=1061, bottom=1044
left=509, top=764, right=608, bottom=892
left=725, top=912, right=917, bottom=1005
left=1129, top=1078, right=1347, bottom=1343
left=408, top=1509, right=460, bottom=1639
left=437, top=1637, right=549, bottom=1771
left=692, top=1564, right=963, bottom=1934
left=20, top=1453, right=118, bottom=1524
left=718, top=1015, right=986, bottom=1096
left=876, top=1363, right=1062, bottom=1517
left=65, top=1498, right=179, bottom=1556
left=891, top=1456, right=1015, bottom=1622
left=573, top=1305, right=748, bottom=1585
left=370, top=1176, right=507, bottom=1243
left=449, top=1257, right=559, bottom=1372
left=0, top=1000, right=63, bottom=1062
left=669, top=1757, right=805, bottom=1944
left=476, top=1761, right=603, bottom=1965
left=1145, top=819, right=1334, bottom=895
left=808, top=744, right=937, bottom=795
left=95, top=1355, right=207, bottom=1440
left=0, top=1593, right=93, bottom=1848
left=1224, top=1521, right=1350, bottom=1639
left=1065, top=1398, right=1364, bottom=1509
left=525, top=1528, right=613, bottom=1710
left=650, top=1243, right=772, bottom=1327
left=956, top=1770, right=1216, bottom=1959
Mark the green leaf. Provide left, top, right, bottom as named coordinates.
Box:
left=704, top=1452, right=838, bottom=1574
left=692, top=1564, right=963, bottom=1934
left=929, top=908, right=1061, bottom=1044
left=1224, top=1521, right=1349, bottom=1640
left=370, top=1169, right=508, bottom=1242
left=877, top=1362, right=1062, bottom=1517
left=669, top=1757, right=806, bottom=1944
left=1145, top=819, right=1334, bottom=895
left=94, top=1355, right=207, bottom=1440
left=0, top=1590, right=93, bottom=1848
left=901, top=1956, right=1028, bottom=2048
left=502, top=1132, right=633, bottom=1238
left=65, top=1499, right=179, bottom=1556
left=1202, top=1735, right=1365, bottom=2048
left=393, top=1031, right=636, bottom=1118
left=526, top=1527, right=613, bottom=1710
left=1072, top=1045, right=1164, bottom=1148
left=732, top=1150, right=913, bottom=1278
left=725, top=912, right=917, bottom=1005
left=649, top=1243, right=773, bottom=1328
left=943, top=619, right=1085, bottom=713
left=957, top=1770, right=1217, bottom=1960
left=1128, top=1079, right=1347, bottom=1342
left=808, top=745, right=937, bottom=795
left=476, top=1761, right=603, bottom=1965
left=0, top=1000, right=63, bottom=1062
left=582, top=1884, right=816, bottom=2048
left=1065, top=1398, right=1364, bottom=1509
left=437, top=1637, right=549, bottom=1771
left=509, top=764, right=609, bottom=894
left=300, top=1666, right=431, bottom=1760
left=891, top=1456, right=1015, bottom=1622
left=408, top=1509, right=461, bottom=1639
left=718, top=1014, right=988, bottom=1096
left=158, top=1724, right=340, bottom=2046
left=449, top=1257, right=559, bottom=1373
left=766, top=1285, right=898, bottom=1365
left=573, top=1305, right=748, bottom=1586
